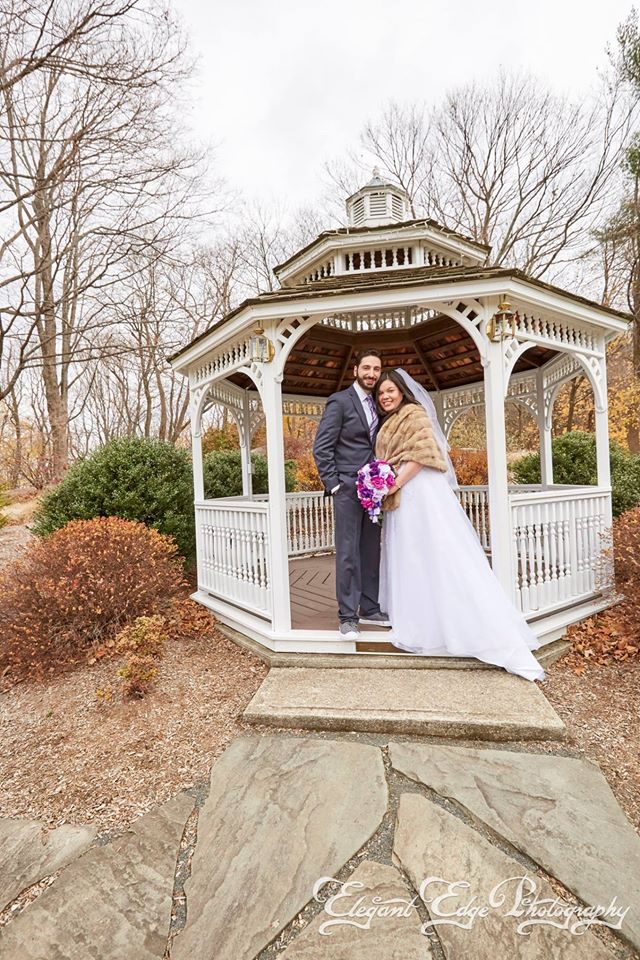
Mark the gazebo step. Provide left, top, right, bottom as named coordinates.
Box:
left=243, top=667, right=566, bottom=741
left=355, top=638, right=569, bottom=667
left=218, top=624, right=569, bottom=670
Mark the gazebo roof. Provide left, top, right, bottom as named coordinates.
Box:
left=169, top=264, right=631, bottom=388
left=242, top=310, right=557, bottom=396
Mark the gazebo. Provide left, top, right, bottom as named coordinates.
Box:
left=170, top=174, right=629, bottom=657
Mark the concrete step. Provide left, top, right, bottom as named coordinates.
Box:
left=243, top=666, right=566, bottom=742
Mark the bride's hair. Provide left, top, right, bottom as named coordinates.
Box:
left=374, top=369, right=420, bottom=415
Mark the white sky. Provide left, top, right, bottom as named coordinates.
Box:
left=174, top=0, right=635, bottom=210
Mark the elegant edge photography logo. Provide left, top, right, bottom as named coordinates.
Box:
left=311, top=874, right=630, bottom=937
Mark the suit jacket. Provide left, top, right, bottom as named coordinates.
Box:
left=313, top=384, right=377, bottom=493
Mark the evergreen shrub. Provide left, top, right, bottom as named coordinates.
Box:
left=512, top=431, right=640, bottom=517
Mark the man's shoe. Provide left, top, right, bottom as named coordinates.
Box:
left=359, top=616, right=392, bottom=627
left=339, top=620, right=360, bottom=639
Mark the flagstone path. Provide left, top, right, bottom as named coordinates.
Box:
left=1, top=734, right=638, bottom=959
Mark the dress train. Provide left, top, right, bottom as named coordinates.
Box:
left=379, top=467, right=545, bottom=682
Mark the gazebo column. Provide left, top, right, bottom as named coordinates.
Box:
left=190, top=388, right=205, bottom=502
left=190, top=392, right=205, bottom=583
left=536, top=368, right=553, bottom=489
left=594, top=350, right=613, bottom=527
left=261, top=365, right=292, bottom=633
left=483, top=338, right=514, bottom=599
left=432, top=391, right=445, bottom=433
left=239, top=389, right=253, bottom=498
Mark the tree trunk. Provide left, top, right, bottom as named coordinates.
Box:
left=627, top=422, right=640, bottom=453
left=565, top=379, right=580, bottom=433
left=33, top=189, right=69, bottom=481
left=8, top=387, right=22, bottom=487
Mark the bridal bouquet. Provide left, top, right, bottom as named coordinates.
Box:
left=356, top=459, right=396, bottom=523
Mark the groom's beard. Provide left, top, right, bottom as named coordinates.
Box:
left=355, top=373, right=379, bottom=393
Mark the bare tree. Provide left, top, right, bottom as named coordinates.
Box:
left=233, top=202, right=331, bottom=296
left=0, top=0, right=142, bottom=94
left=595, top=9, right=640, bottom=374
left=0, top=0, right=207, bottom=478
left=360, top=102, right=432, bottom=217
left=327, top=75, right=634, bottom=280
left=426, top=73, right=633, bottom=277
left=72, top=242, right=241, bottom=447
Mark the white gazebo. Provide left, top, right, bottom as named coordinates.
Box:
left=170, top=174, right=629, bottom=657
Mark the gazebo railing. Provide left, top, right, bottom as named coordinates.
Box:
left=195, top=500, right=271, bottom=618
left=195, top=486, right=611, bottom=621
left=253, top=492, right=334, bottom=556
left=286, top=492, right=335, bottom=556
left=510, top=487, right=611, bottom=614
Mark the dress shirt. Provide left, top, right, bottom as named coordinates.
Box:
left=331, top=383, right=377, bottom=493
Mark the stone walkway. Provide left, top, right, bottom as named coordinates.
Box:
left=1, top=732, right=639, bottom=959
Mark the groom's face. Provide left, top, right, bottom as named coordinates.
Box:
left=353, top=355, right=382, bottom=393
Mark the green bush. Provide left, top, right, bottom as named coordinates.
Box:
left=32, top=438, right=196, bottom=558
left=203, top=450, right=296, bottom=499
left=31, top=440, right=298, bottom=560
left=512, top=431, right=640, bottom=517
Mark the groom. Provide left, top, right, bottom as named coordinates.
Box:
left=313, top=349, right=390, bottom=639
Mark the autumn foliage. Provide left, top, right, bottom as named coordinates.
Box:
left=566, top=507, right=640, bottom=667
left=449, top=448, right=488, bottom=485
left=0, top=485, right=9, bottom=530
left=113, top=615, right=167, bottom=698
left=0, top=517, right=187, bottom=683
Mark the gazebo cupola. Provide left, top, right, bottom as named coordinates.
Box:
left=345, top=168, right=412, bottom=227
left=274, top=174, right=488, bottom=288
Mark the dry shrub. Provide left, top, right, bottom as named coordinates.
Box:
left=94, top=602, right=215, bottom=702
left=566, top=507, right=640, bottom=668
left=113, top=614, right=167, bottom=659
left=117, top=655, right=160, bottom=699
left=115, top=615, right=167, bottom=698
left=450, top=447, right=488, bottom=486
left=0, top=516, right=187, bottom=683
left=613, top=506, right=640, bottom=596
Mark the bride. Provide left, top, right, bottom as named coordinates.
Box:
left=374, top=368, right=545, bottom=682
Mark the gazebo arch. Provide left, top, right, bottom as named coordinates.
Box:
left=171, top=175, right=630, bottom=659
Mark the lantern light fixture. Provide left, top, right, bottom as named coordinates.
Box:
left=250, top=325, right=275, bottom=363
left=486, top=296, right=517, bottom=342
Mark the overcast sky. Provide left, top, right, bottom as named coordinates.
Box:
left=174, top=0, right=635, bottom=211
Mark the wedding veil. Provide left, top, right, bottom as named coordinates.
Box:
left=394, top=368, right=459, bottom=491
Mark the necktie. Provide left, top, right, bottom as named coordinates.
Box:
left=365, top=394, right=378, bottom=442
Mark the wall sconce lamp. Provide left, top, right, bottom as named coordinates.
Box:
left=250, top=325, right=275, bottom=363
left=486, top=296, right=516, bottom=342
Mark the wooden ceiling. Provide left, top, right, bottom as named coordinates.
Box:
left=229, top=313, right=558, bottom=397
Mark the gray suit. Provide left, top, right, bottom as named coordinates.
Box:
left=313, top=385, right=382, bottom=623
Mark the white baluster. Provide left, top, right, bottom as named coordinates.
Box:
left=512, top=516, right=523, bottom=611
left=517, top=515, right=530, bottom=612
left=548, top=504, right=559, bottom=606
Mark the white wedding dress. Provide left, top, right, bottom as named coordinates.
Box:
left=379, top=466, right=545, bottom=681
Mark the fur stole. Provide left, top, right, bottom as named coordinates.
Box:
left=375, top=402, right=448, bottom=511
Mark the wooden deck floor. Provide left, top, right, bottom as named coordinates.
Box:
left=289, top=554, right=395, bottom=648
left=289, top=555, right=337, bottom=630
